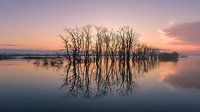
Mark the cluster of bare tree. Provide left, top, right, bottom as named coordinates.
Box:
left=30, top=27, right=178, bottom=98
left=60, top=25, right=159, bottom=64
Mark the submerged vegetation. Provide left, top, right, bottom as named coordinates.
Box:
left=60, top=25, right=160, bottom=63
left=19, top=25, right=178, bottom=98
left=30, top=25, right=177, bottom=98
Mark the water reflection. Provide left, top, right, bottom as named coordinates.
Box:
left=33, top=58, right=159, bottom=98
left=2, top=57, right=200, bottom=112
left=160, top=56, right=200, bottom=90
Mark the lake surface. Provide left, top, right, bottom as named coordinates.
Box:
left=1, top=56, right=200, bottom=112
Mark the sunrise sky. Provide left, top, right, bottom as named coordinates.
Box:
left=0, top=0, right=200, bottom=53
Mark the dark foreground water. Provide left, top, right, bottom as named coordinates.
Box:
left=1, top=56, right=200, bottom=112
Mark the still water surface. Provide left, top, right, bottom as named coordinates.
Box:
left=0, top=56, right=200, bottom=112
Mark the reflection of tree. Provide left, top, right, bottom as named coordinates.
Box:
left=117, top=60, right=137, bottom=96
left=33, top=58, right=64, bottom=71
left=33, top=58, right=159, bottom=98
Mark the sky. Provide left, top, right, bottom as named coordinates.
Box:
left=0, top=0, right=200, bottom=52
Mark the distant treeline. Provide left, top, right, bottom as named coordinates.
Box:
left=0, top=52, right=179, bottom=61
left=159, top=52, right=179, bottom=62
left=0, top=53, right=63, bottom=60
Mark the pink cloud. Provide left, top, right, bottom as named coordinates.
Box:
left=163, top=21, right=200, bottom=45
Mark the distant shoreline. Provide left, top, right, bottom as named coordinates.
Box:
left=0, top=52, right=181, bottom=62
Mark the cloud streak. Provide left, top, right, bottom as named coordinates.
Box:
left=0, top=44, right=18, bottom=47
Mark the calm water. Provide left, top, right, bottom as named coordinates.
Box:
left=1, top=56, right=200, bottom=112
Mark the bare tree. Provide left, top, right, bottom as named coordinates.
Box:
left=61, top=25, right=159, bottom=63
